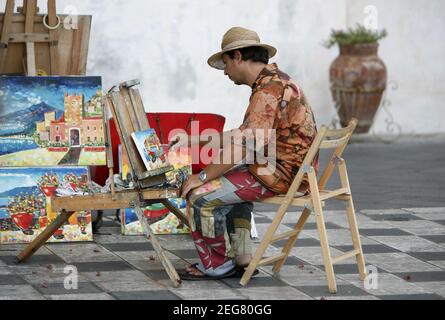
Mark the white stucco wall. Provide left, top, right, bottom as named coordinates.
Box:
left=346, top=0, right=445, bottom=134
left=36, top=0, right=445, bottom=134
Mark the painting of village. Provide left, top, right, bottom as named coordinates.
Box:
left=0, top=76, right=106, bottom=167
left=0, top=167, right=93, bottom=244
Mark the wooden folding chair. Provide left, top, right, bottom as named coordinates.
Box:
left=240, top=119, right=366, bottom=293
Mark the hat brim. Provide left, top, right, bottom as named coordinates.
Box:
left=207, top=44, right=277, bottom=70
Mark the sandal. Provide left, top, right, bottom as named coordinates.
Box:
left=179, top=269, right=238, bottom=281
left=179, top=264, right=238, bottom=281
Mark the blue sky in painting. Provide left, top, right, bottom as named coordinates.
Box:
left=0, top=77, right=102, bottom=116
left=0, top=167, right=89, bottom=194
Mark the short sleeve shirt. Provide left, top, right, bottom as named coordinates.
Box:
left=239, top=63, right=319, bottom=179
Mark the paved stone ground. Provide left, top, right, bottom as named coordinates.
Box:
left=0, top=136, right=444, bottom=300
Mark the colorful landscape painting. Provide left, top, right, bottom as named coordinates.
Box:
left=0, top=76, right=106, bottom=167
left=121, top=198, right=190, bottom=236
left=0, top=167, right=93, bottom=244
left=131, top=129, right=169, bottom=172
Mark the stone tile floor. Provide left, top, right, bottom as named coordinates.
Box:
left=1, top=207, right=444, bottom=300
left=0, top=137, right=444, bottom=300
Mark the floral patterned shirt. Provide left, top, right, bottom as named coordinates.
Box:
left=239, top=63, right=319, bottom=180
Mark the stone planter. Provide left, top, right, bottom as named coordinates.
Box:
left=330, top=43, right=387, bottom=133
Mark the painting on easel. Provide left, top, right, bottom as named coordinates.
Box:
left=0, top=167, right=93, bottom=244
left=131, top=129, right=169, bottom=172
left=119, top=145, right=192, bottom=235
left=0, top=76, right=106, bottom=167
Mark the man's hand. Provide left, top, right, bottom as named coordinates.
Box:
left=181, top=174, right=204, bottom=199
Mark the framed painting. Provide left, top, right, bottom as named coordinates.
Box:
left=0, top=167, right=93, bottom=244
left=0, top=76, right=106, bottom=167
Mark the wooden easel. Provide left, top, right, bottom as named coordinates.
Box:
left=0, top=0, right=91, bottom=76
left=1, top=0, right=56, bottom=75
left=16, top=80, right=189, bottom=288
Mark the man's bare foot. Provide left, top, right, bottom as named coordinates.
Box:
left=185, top=265, right=205, bottom=276
left=235, top=255, right=252, bottom=268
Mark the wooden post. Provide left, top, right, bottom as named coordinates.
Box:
left=24, top=0, right=37, bottom=75
left=160, top=199, right=189, bottom=228
left=47, top=0, right=59, bottom=74
left=133, top=204, right=181, bottom=288
left=0, top=0, right=15, bottom=71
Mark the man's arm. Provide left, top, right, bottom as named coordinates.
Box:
left=180, top=138, right=247, bottom=198
left=180, top=85, right=280, bottom=198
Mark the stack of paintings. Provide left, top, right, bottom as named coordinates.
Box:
left=0, top=76, right=106, bottom=244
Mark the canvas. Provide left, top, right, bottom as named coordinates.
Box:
left=131, top=128, right=169, bottom=172
left=165, top=148, right=192, bottom=188
left=0, top=167, right=93, bottom=244
left=0, top=76, right=106, bottom=167
left=121, top=198, right=190, bottom=236
left=119, top=146, right=192, bottom=236
left=118, top=144, right=133, bottom=184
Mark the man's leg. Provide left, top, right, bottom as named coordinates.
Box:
left=185, top=166, right=275, bottom=277
left=226, top=203, right=254, bottom=267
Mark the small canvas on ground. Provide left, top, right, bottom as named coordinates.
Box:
left=0, top=76, right=106, bottom=167
left=121, top=198, right=190, bottom=236
left=0, top=167, right=93, bottom=244
left=131, top=129, right=169, bottom=172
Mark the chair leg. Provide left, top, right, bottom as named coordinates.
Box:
left=338, top=160, right=367, bottom=281
left=241, top=223, right=282, bottom=287
left=240, top=201, right=291, bottom=287
left=345, top=198, right=367, bottom=281
left=309, top=172, right=337, bottom=294
left=272, top=208, right=311, bottom=274
left=240, top=235, right=269, bottom=286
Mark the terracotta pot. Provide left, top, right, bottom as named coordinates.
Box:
left=330, top=43, right=387, bottom=133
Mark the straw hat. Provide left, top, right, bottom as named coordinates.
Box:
left=207, top=27, right=277, bottom=70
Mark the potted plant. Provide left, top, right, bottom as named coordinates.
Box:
left=325, top=24, right=388, bottom=133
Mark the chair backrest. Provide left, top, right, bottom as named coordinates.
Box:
left=285, top=119, right=358, bottom=197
